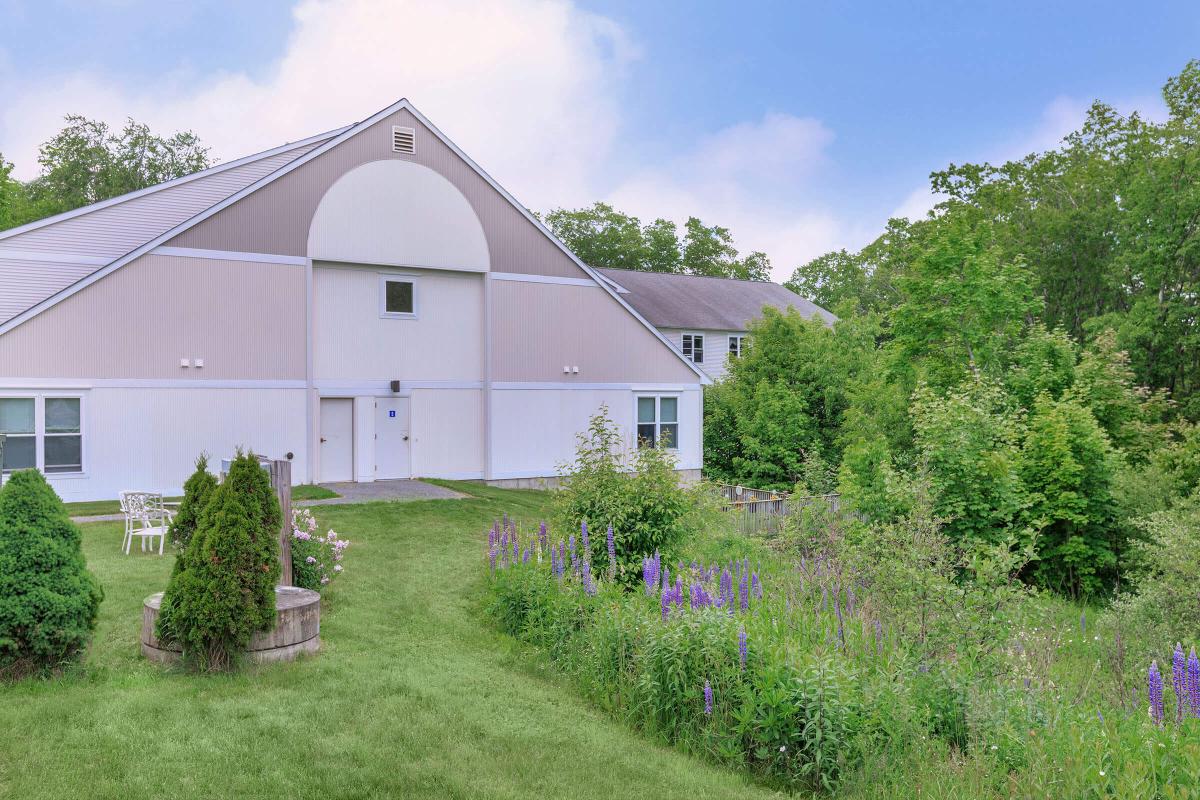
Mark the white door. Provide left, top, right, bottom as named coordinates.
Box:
left=375, top=397, right=412, bottom=479
left=319, top=398, right=354, bottom=482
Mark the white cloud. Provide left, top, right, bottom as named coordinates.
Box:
left=0, top=0, right=635, bottom=209
left=607, top=113, right=872, bottom=281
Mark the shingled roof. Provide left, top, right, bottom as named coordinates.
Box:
left=594, top=268, right=835, bottom=331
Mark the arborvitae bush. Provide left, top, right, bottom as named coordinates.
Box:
left=0, top=469, right=103, bottom=678
left=156, top=452, right=281, bottom=671
left=169, top=453, right=218, bottom=550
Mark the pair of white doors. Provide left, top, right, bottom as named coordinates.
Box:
left=319, top=397, right=410, bottom=482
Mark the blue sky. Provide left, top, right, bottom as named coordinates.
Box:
left=1, top=0, right=1198, bottom=279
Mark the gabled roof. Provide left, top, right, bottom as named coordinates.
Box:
left=0, top=99, right=709, bottom=383
left=0, top=127, right=347, bottom=325
left=595, top=268, right=836, bottom=331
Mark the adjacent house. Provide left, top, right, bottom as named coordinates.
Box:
left=0, top=99, right=709, bottom=501
left=595, top=268, right=835, bottom=381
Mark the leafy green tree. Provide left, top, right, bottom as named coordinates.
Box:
left=910, top=382, right=1027, bottom=545
left=1003, top=325, right=1078, bottom=409
left=1019, top=394, right=1121, bottom=596
left=888, top=213, right=1041, bottom=390
left=156, top=452, right=280, bottom=671
left=0, top=469, right=103, bottom=678
left=542, top=202, right=653, bottom=272
left=1, top=115, right=212, bottom=232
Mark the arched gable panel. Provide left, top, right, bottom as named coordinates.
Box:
left=308, top=161, right=489, bottom=271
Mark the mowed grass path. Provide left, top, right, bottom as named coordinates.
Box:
left=0, top=482, right=779, bottom=800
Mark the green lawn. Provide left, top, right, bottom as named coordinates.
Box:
left=0, top=482, right=778, bottom=800
left=63, top=484, right=339, bottom=517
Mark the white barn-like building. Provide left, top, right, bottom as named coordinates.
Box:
left=0, top=99, right=709, bottom=501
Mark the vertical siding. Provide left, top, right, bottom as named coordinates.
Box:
left=170, top=109, right=591, bottom=279
left=660, top=327, right=738, bottom=381
left=411, top=389, right=484, bottom=477
left=0, top=254, right=306, bottom=378
left=312, top=264, right=483, bottom=382
left=491, top=281, right=700, bottom=384
left=0, top=141, right=324, bottom=326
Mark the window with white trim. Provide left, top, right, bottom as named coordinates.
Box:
left=0, top=396, right=83, bottom=474
left=379, top=275, right=417, bottom=319
left=681, top=333, right=704, bottom=364
left=636, top=395, right=679, bottom=449
left=728, top=335, right=746, bottom=359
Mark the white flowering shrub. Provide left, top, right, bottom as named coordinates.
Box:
left=290, top=508, right=349, bottom=592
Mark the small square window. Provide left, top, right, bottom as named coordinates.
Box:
left=635, top=395, right=681, bottom=450
left=385, top=280, right=414, bottom=314
left=682, top=333, right=704, bottom=364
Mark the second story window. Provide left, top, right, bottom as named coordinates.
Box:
left=728, top=335, right=746, bottom=358
left=379, top=275, right=417, bottom=319
left=681, top=333, right=704, bottom=364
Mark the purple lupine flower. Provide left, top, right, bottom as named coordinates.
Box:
left=1189, top=647, right=1200, bottom=718
left=582, top=560, right=596, bottom=595
left=488, top=548, right=497, bottom=571
left=833, top=589, right=845, bottom=650
left=606, top=523, right=617, bottom=579
left=674, top=576, right=685, bottom=608
left=512, top=524, right=519, bottom=562
left=522, top=546, right=530, bottom=565
left=488, top=524, right=497, bottom=551
left=643, top=557, right=655, bottom=595
left=1150, top=660, right=1165, bottom=726
left=661, top=589, right=670, bottom=622
left=738, top=628, right=748, bottom=670
left=703, top=679, right=713, bottom=716
left=751, top=572, right=762, bottom=599
left=539, top=521, right=548, bottom=552
left=1174, top=643, right=1187, bottom=722
left=569, top=535, right=578, bottom=575
left=739, top=571, right=749, bottom=613
left=499, top=528, right=509, bottom=565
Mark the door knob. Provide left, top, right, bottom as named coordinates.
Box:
left=402, top=435, right=409, bottom=441
left=320, top=437, right=327, bottom=443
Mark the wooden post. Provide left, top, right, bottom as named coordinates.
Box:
left=268, top=459, right=294, bottom=587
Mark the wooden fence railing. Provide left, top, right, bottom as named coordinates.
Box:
left=717, top=484, right=841, bottom=536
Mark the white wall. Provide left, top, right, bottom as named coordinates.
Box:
left=660, top=327, right=742, bottom=381
left=489, top=386, right=702, bottom=479
left=411, top=388, right=484, bottom=478
left=23, top=386, right=308, bottom=502
left=313, top=263, right=483, bottom=382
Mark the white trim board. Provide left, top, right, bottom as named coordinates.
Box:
left=489, top=272, right=598, bottom=287
left=0, top=378, right=306, bottom=390
left=151, top=246, right=308, bottom=265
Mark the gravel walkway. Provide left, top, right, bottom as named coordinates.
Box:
left=71, top=479, right=465, bottom=523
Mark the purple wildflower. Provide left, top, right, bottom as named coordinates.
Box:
left=674, top=576, right=684, bottom=608
left=522, top=546, right=530, bottom=565
left=738, top=628, right=748, bottom=670
left=539, top=521, right=548, bottom=552
left=703, top=679, right=713, bottom=716
left=1174, top=643, right=1187, bottom=722
left=511, top=524, right=519, bottom=563
left=488, top=548, right=497, bottom=572
left=1150, top=660, right=1165, bottom=726
left=582, top=560, right=596, bottom=596
left=739, top=571, right=749, bottom=613
left=1189, top=647, right=1200, bottom=718
left=606, top=523, right=617, bottom=579
left=661, top=589, right=670, bottom=623
left=751, top=572, right=762, bottom=599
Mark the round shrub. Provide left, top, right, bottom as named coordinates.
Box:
left=0, top=469, right=103, bottom=678
left=169, top=453, right=218, bottom=550
left=156, top=452, right=281, bottom=671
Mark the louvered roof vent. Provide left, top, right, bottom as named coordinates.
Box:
left=392, top=126, right=416, bottom=154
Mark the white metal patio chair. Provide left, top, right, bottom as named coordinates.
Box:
left=119, top=491, right=173, bottom=555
